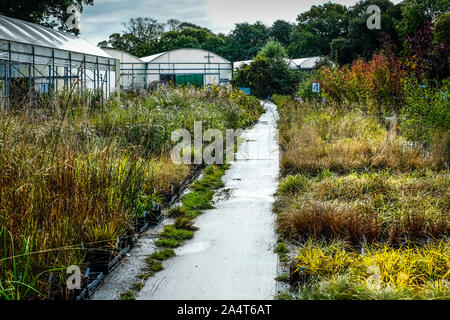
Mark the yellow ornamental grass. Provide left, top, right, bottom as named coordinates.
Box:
left=294, top=242, right=450, bottom=295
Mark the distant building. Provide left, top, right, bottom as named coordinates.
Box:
left=106, top=48, right=233, bottom=90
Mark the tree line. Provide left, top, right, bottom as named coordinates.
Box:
left=97, top=0, right=449, bottom=65
left=1, top=0, right=449, bottom=65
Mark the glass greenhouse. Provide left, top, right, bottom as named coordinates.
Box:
left=0, top=15, right=118, bottom=106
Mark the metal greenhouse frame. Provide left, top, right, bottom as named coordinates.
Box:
left=118, top=61, right=233, bottom=89
left=0, top=15, right=118, bottom=107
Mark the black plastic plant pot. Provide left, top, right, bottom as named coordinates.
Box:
left=75, top=270, right=105, bottom=300
left=85, top=249, right=118, bottom=274
left=145, top=209, right=164, bottom=225
left=116, top=232, right=137, bottom=252
left=134, top=217, right=150, bottom=233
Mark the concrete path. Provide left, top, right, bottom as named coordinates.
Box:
left=137, top=101, right=280, bottom=300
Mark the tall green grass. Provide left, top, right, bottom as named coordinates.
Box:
left=0, top=86, right=263, bottom=300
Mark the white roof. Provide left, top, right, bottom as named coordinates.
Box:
left=233, top=60, right=253, bottom=69
left=291, top=56, right=322, bottom=69
left=103, top=48, right=142, bottom=64
left=0, top=15, right=111, bottom=58
left=140, top=52, right=166, bottom=63
left=140, top=48, right=231, bottom=64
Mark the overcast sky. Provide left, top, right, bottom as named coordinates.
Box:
left=80, top=0, right=403, bottom=45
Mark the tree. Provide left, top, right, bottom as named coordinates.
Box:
left=98, top=17, right=165, bottom=57
left=269, top=20, right=294, bottom=47
left=405, top=21, right=449, bottom=83
left=346, top=0, right=402, bottom=60
left=166, top=19, right=181, bottom=31
left=288, top=28, right=326, bottom=58
left=123, top=17, right=165, bottom=44
left=178, top=22, right=211, bottom=32
left=0, top=0, right=94, bottom=34
left=434, top=12, right=450, bottom=44
left=293, top=2, right=348, bottom=56
left=159, top=27, right=225, bottom=52
left=160, top=34, right=200, bottom=51
left=226, top=22, right=270, bottom=61
left=398, top=0, right=450, bottom=37
left=231, top=41, right=299, bottom=98
left=231, top=56, right=271, bottom=99
left=258, top=38, right=288, bottom=60
left=330, top=38, right=354, bottom=65
left=98, top=33, right=136, bottom=52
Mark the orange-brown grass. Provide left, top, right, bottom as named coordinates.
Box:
left=0, top=114, right=190, bottom=298
left=278, top=201, right=381, bottom=244
left=277, top=171, right=449, bottom=245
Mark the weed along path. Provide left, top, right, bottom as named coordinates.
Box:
left=137, top=101, right=280, bottom=300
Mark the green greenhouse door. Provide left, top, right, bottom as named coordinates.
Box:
left=176, top=74, right=204, bottom=87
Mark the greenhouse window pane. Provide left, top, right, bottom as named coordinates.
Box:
left=10, top=42, right=32, bottom=54
left=34, top=46, right=52, bottom=58
left=54, top=49, right=69, bottom=59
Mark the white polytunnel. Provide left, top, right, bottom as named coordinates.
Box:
left=106, top=48, right=233, bottom=90
left=0, top=15, right=119, bottom=105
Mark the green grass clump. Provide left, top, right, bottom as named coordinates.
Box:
left=155, top=238, right=181, bottom=248
left=156, top=165, right=228, bottom=250
left=274, top=242, right=288, bottom=255
left=145, top=259, right=164, bottom=274
left=274, top=240, right=290, bottom=264
left=181, top=191, right=215, bottom=211
left=159, top=225, right=194, bottom=242
left=120, top=291, right=136, bottom=300
left=132, top=283, right=144, bottom=291
left=278, top=174, right=309, bottom=195
left=148, top=249, right=176, bottom=261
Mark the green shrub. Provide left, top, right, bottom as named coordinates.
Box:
left=295, top=71, right=322, bottom=101
left=401, top=77, right=450, bottom=143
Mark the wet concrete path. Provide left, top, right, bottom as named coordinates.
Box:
left=138, top=101, right=280, bottom=300
left=93, top=101, right=280, bottom=300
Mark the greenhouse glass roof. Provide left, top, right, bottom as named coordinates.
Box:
left=0, top=15, right=111, bottom=58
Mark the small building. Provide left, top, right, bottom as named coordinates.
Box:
left=110, top=48, right=233, bottom=89
left=0, top=15, right=118, bottom=105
